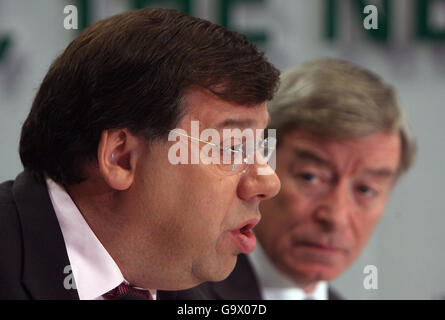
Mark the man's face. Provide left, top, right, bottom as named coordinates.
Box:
left=128, top=88, right=280, bottom=290
left=255, top=130, right=401, bottom=287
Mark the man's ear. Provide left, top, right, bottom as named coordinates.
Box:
left=97, top=129, right=143, bottom=190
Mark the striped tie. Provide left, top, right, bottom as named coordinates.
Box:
left=103, top=283, right=154, bottom=300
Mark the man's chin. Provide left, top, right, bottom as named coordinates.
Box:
left=279, top=260, right=342, bottom=284
left=192, top=255, right=238, bottom=284
left=210, top=256, right=238, bottom=282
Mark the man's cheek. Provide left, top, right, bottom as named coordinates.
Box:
left=279, top=185, right=304, bottom=210
left=355, top=213, right=382, bottom=244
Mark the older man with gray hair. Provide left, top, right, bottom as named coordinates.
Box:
left=174, top=58, right=416, bottom=300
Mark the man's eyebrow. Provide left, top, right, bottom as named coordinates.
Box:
left=216, top=118, right=256, bottom=130
left=362, top=168, right=396, bottom=179
left=293, top=148, right=334, bottom=169
left=216, top=114, right=270, bottom=130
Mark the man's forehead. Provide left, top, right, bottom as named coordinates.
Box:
left=283, top=130, right=401, bottom=175
left=283, top=130, right=400, bottom=151
left=183, top=90, right=269, bottom=130
left=215, top=114, right=270, bottom=130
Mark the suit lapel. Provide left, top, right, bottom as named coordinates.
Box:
left=12, top=171, right=79, bottom=300
left=209, top=254, right=343, bottom=300
left=209, top=254, right=262, bottom=300
left=158, top=290, right=178, bottom=300
left=328, top=287, right=343, bottom=300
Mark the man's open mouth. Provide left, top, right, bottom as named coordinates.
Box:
left=230, top=219, right=260, bottom=254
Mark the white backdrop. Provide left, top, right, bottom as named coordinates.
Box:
left=0, top=0, right=444, bottom=299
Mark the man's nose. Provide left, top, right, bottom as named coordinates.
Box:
left=237, top=162, right=281, bottom=202
left=313, top=180, right=351, bottom=231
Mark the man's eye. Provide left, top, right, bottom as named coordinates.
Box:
left=296, top=172, right=319, bottom=184
left=221, top=144, right=241, bottom=154
left=231, top=144, right=242, bottom=152
left=219, top=144, right=244, bottom=165
left=356, top=185, right=377, bottom=198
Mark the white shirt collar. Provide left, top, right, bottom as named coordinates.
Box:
left=46, top=177, right=156, bottom=300
left=248, top=242, right=328, bottom=300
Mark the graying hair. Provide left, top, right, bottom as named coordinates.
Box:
left=268, top=58, right=416, bottom=175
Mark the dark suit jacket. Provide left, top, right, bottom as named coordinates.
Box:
left=0, top=171, right=78, bottom=299
left=173, top=254, right=343, bottom=300
left=0, top=170, right=203, bottom=300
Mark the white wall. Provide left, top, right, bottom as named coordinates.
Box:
left=0, top=0, right=444, bottom=299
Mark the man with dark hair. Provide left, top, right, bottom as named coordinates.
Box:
left=176, top=58, right=416, bottom=300
left=0, top=8, right=280, bottom=299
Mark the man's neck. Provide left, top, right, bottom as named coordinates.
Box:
left=248, top=243, right=327, bottom=299
left=65, top=179, right=133, bottom=277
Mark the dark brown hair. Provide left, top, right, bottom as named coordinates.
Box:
left=19, top=8, right=280, bottom=185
